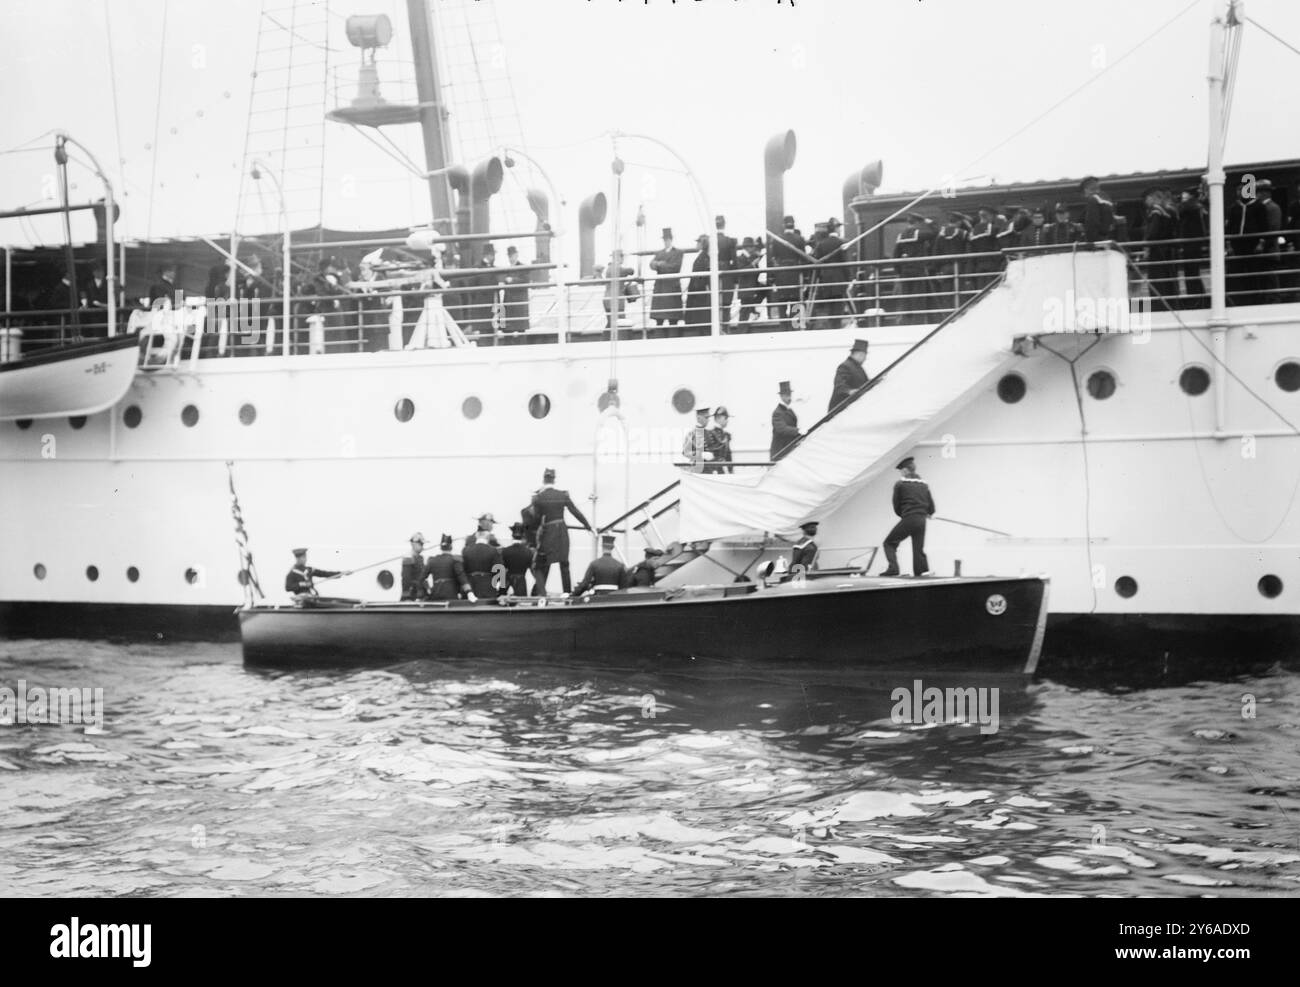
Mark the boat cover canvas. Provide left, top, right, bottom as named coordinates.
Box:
left=676, top=248, right=1130, bottom=543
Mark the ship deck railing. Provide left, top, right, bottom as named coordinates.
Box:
left=3, top=231, right=1297, bottom=364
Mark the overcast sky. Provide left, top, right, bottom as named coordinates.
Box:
left=3, top=0, right=1297, bottom=259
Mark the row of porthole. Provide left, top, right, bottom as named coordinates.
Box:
left=999, top=362, right=1300, bottom=404
left=33, top=563, right=202, bottom=584
left=10, top=360, right=1299, bottom=431
left=1113, top=574, right=1283, bottom=599
left=24, top=562, right=1289, bottom=598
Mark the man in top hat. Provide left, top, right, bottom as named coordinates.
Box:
left=683, top=406, right=714, bottom=472
left=769, top=214, right=808, bottom=327
left=574, top=534, right=630, bottom=595
left=811, top=216, right=848, bottom=327
left=631, top=547, right=664, bottom=588
left=285, top=547, right=342, bottom=598
left=530, top=467, right=592, bottom=594
left=462, top=527, right=504, bottom=602
left=829, top=339, right=870, bottom=412
left=400, top=532, right=428, bottom=601
left=704, top=406, right=734, bottom=474
left=1044, top=202, right=1082, bottom=246
left=1080, top=177, right=1116, bottom=243
left=770, top=380, right=801, bottom=462
left=791, top=521, right=820, bottom=573
left=501, top=522, right=535, bottom=596
left=649, top=228, right=684, bottom=329
left=734, top=237, right=767, bottom=325
left=423, top=534, right=472, bottom=601
left=879, top=456, right=935, bottom=577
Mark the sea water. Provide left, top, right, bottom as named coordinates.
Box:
left=1, top=638, right=1298, bottom=897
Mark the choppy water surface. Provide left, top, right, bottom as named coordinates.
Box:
left=2, top=639, right=1298, bottom=897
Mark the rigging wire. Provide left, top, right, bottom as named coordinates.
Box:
left=1245, top=15, right=1300, bottom=58
left=102, top=0, right=127, bottom=202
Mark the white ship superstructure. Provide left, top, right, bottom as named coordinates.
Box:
left=0, top=0, right=1296, bottom=663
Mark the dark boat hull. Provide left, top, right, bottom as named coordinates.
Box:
left=239, top=574, right=1048, bottom=678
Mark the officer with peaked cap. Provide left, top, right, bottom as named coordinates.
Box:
left=501, top=522, right=535, bottom=596
left=770, top=215, right=808, bottom=327
left=770, top=380, right=801, bottom=461
left=829, top=338, right=870, bottom=412
left=880, top=456, right=935, bottom=577
left=1044, top=202, right=1082, bottom=246
left=811, top=216, right=847, bottom=327
left=423, top=533, right=472, bottom=601
left=574, top=534, right=630, bottom=595
left=1080, top=176, right=1116, bottom=242
left=704, top=406, right=734, bottom=474
left=649, top=227, right=684, bottom=329
left=530, top=466, right=592, bottom=594
left=400, top=532, right=428, bottom=600
left=462, top=526, right=504, bottom=602
left=285, top=547, right=341, bottom=598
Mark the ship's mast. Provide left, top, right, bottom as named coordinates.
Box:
left=406, top=0, right=455, bottom=233
left=1206, top=0, right=1243, bottom=434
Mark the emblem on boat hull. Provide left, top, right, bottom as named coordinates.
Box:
left=985, top=594, right=1007, bottom=616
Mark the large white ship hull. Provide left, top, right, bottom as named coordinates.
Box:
left=2, top=305, right=1298, bottom=659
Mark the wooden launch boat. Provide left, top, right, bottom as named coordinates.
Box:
left=239, top=572, right=1049, bottom=678
left=0, top=332, right=140, bottom=421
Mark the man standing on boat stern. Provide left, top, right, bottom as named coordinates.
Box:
left=400, top=533, right=427, bottom=601
left=531, top=468, right=593, bottom=595
left=770, top=381, right=801, bottom=461
left=829, top=339, right=870, bottom=412
left=285, top=548, right=342, bottom=599
left=880, top=457, right=935, bottom=577
left=575, top=535, right=630, bottom=596
left=423, top=534, right=473, bottom=601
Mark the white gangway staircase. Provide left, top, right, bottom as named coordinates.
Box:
left=668, top=248, right=1132, bottom=546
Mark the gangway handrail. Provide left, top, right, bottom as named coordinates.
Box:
left=596, top=479, right=681, bottom=535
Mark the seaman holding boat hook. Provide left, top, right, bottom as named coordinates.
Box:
left=285, top=548, right=343, bottom=598
left=880, top=456, right=935, bottom=577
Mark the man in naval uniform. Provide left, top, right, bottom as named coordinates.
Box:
left=790, top=521, right=820, bottom=574
left=1081, top=176, right=1116, bottom=243
left=704, top=406, right=734, bottom=474
left=734, top=237, right=767, bottom=325
left=965, top=206, right=1002, bottom=293
left=829, top=339, right=870, bottom=412
left=631, top=547, right=664, bottom=588
left=501, top=522, right=535, bottom=596
left=1019, top=206, right=1050, bottom=249
left=932, top=211, right=970, bottom=307
left=682, top=406, right=713, bottom=472
left=574, top=534, right=630, bottom=595
left=465, top=512, right=501, bottom=550
left=500, top=245, right=530, bottom=337
left=400, top=532, right=427, bottom=601
left=423, top=534, right=472, bottom=601
left=285, top=548, right=341, bottom=598
left=531, top=467, right=593, bottom=594
left=770, top=381, right=801, bottom=462
left=880, top=456, right=936, bottom=577
left=462, top=529, right=503, bottom=602
left=649, top=228, right=684, bottom=329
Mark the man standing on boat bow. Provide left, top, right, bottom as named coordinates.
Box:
left=530, top=468, right=593, bottom=595
left=880, top=457, right=935, bottom=578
